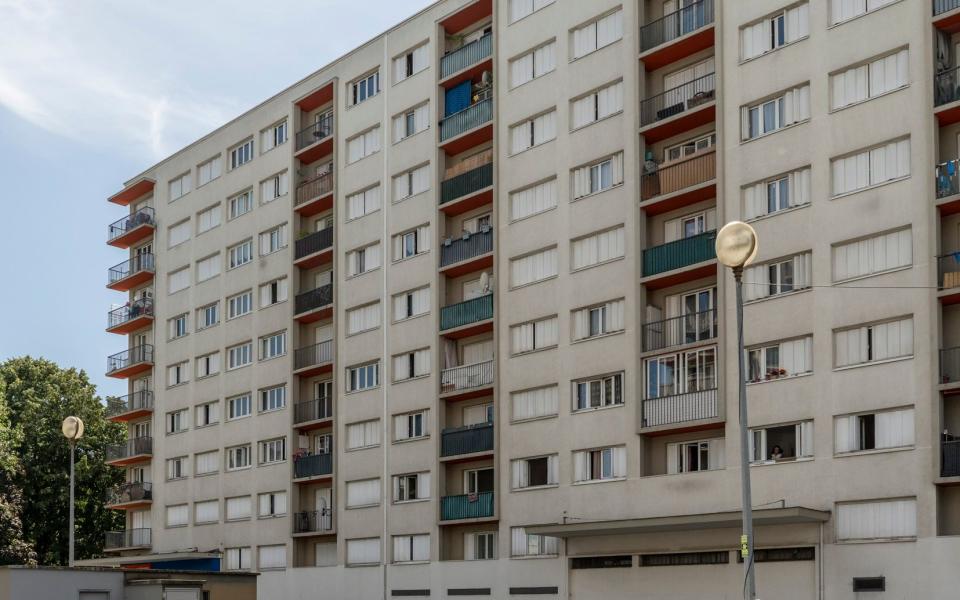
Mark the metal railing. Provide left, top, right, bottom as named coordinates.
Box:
left=641, top=0, right=714, bottom=52
left=441, top=33, right=492, bottom=78
left=943, top=439, right=960, bottom=477
left=640, top=72, right=716, bottom=127
left=936, top=66, right=960, bottom=107
left=440, top=162, right=493, bottom=205
left=936, top=159, right=960, bottom=199
left=106, top=482, right=152, bottom=505
left=106, top=390, right=153, bottom=418
left=441, top=360, right=494, bottom=393
left=441, top=491, right=494, bottom=521
left=105, top=528, right=151, bottom=550
left=294, top=452, right=333, bottom=479
left=641, top=150, right=716, bottom=201
left=441, top=227, right=493, bottom=267
left=440, top=294, right=493, bottom=330
left=295, top=396, right=333, bottom=424
left=939, top=254, right=960, bottom=290
left=642, top=230, right=716, bottom=277
left=441, top=98, right=493, bottom=142
left=108, top=254, right=155, bottom=285
left=441, top=423, right=494, bottom=457
left=941, top=347, right=960, bottom=384
left=108, top=207, right=154, bottom=242
left=295, top=227, right=334, bottom=260
left=294, top=509, right=333, bottom=533
left=295, top=284, right=333, bottom=315
left=107, top=298, right=154, bottom=330
left=641, top=388, right=718, bottom=428
left=296, top=172, right=334, bottom=206
left=107, top=345, right=154, bottom=374
left=295, top=113, right=334, bottom=151
left=106, top=436, right=153, bottom=462
left=935, top=0, right=960, bottom=17
left=642, top=309, right=717, bottom=353
left=294, top=340, right=333, bottom=371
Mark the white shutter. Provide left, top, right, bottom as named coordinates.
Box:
left=417, top=472, right=430, bottom=499
left=168, top=221, right=190, bottom=247
left=412, top=45, right=428, bottom=73
left=414, top=104, right=429, bottom=134
left=572, top=95, right=593, bottom=129
left=547, top=455, right=558, bottom=484
left=533, top=110, right=556, bottom=145
left=612, top=446, right=626, bottom=478
left=666, top=443, right=679, bottom=474
left=785, top=3, right=809, bottom=43
left=347, top=136, right=363, bottom=163
left=611, top=152, right=624, bottom=186
left=534, top=41, right=556, bottom=77
left=511, top=121, right=530, bottom=154
left=347, top=538, right=380, bottom=565
left=664, top=218, right=682, bottom=243
left=511, top=52, right=534, bottom=88
left=573, top=307, right=590, bottom=340
left=837, top=499, right=916, bottom=541
left=464, top=533, right=476, bottom=560
left=573, top=450, right=586, bottom=482
left=417, top=225, right=430, bottom=252
left=743, top=182, right=765, bottom=220
left=535, top=316, right=558, bottom=347
left=394, top=415, right=409, bottom=440
left=596, top=9, right=623, bottom=48
left=573, top=22, right=596, bottom=59
left=708, top=439, right=725, bottom=470
left=394, top=536, right=411, bottom=563
left=347, top=479, right=380, bottom=507
left=606, top=299, right=624, bottom=332
left=511, top=459, right=524, bottom=489
left=834, top=415, right=858, bottom=453
left=511, top=322, right=534, bottom=354
left=511, top=179, right=557, bottom=220
left=412, top=165, right=430, bottom=195
left=512, top=386, right=558, bottom=420
left=597, top=81, right=623, bottom=119
left=393, top=55, right=406, bottom=83
left=741, top=21, right=768, bottom=61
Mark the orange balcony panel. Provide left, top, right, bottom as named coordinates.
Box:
left=106, top=270, right=154, bottom=292
left=295, top=82, right=335, bottom=112
left=108, top=178, right=155, bottom=206
left=642, top=422, right=724, bottom=438
left=294, top=248, right=334, bottom=270
left=294, top=363, right=333, bottom=378
left=640, top=26, right=714, bottom=72
left=440, top=318, right=493, bottom=340
left=107, top=223, right=155, bottom=249
left=640, top=104, right=715, bottom=144
left=440, top=187, right=493, bottom=216
left=295, top=191, right=334, bottom=217
left=439, top=385, right=493, bottom=403
left=104, top=454, right=151, bottom=468
left=940, top=289, right=960, bottom=305
left=440, top=0, right=491, bottom=34
left=107, top=499, right=152, bottom=511
left=108, top=407, right=153, bottom=423
left=440, top=122, right=493, bottom=156
left=294, top=137, right=333, bottom=165
left=106, top=314, right=154, bottom=336
left=934, top=6, right=960, bottom=32
left=939, top=192, right=960, bottom=216
left=936, top=101, right=960, bottom=127
left=440, top=253, right=493, bottom=279
left=440, top=57, right=493, bottom=90
left=641, top=181, right=716, bottom=215
left=106, top=361, right=153, bottom=380
left=295, top=305, right=333, bottom=324
left=642, top=262, right=717, bottom=291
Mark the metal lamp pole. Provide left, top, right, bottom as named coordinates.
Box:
left=69, top=439, right=76, bottom=567
left=62, top=416, right=85, bottom=567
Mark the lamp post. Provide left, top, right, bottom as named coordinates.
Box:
left=715, top=222, right=759, bottom=600
left=61, top=416, right=85, bottom=567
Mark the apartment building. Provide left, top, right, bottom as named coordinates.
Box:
left=93, top=0, right=960, bottom=597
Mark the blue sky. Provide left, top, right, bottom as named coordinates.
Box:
left=0, top=0, right=432, bottom=398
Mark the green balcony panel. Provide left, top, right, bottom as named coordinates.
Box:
left=440, top=294, right=493, bottom=331
left=441, top=491, right=494, bottom=521
left=440, top=162, right=493, bottom=206
left=642, top=230, right=716, bottom=277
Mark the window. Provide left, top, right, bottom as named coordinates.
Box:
left=346, top=420, right=380, bottom=451
left=167, top=362, right=188, bottom=387
left=259, top=385, right=286, bottom=412
left=571, top=9, right=623, bottom=59
left=831, top=49, right=908, bottom=110
left=347, top=242, right=381, bottom=277
left=743, top=85, right=810, bottom=140
left=347, top=362, right=379, bottom=392
left=347, top=126, right=381, bottom=163
left=196, top=253, right=221, bottom=282
left=666, top=438, right=725, bottom=474
left=571, top=555, right=632, bottom=569
left=392, top=472, right=430, bottom=502
left=392, top=103, right=429, bottom=141
left=640, top=551, right=730, bottom=567
left=227, top=444, right=252, bottom=471
left=169, top=313, right=188, bottom=339
left=168, top=267, right=189, bottom=294
left=228, top=189, right=254, bottom=220
left=346, top=478, right=381, bottom=508
left=195, top=449, right=219, bottom=475
left=743, top=253, right=812, bottom=302
left=573, top=446, right=626, bottom=482
left=835, top=408, right=914, bottom=453
left=259, top=332, right=286, bottom=360
left=346, top=538, right=381, bottom=566
left=196, top=352, right=220, bottom=379
left=392, top=165, right=430, bottom=201
left=750, top=421, right=814, bottom=463
left=571, top=80, right=623, bottom=129
left=168, top=219, right=190, bottom=247
left=394, top=44, right=428, bottom=84
left=195, top=499, right=219, bottom=524
left=511, top=455, right=558, bottom=489
left=740, top=3, right=809, bottom=61
left=512, top=385, right=558, bottom=421
left=573, top=300, right=625, bottom=341
left=196, top=204, right=221, bottom=234
left=510, top=40, right=556, bottom=88
left=166, top=503, right=188, bottom=527
left=347, top=302, right=381, bottom=335
left=510, top=178, right=557, bottom=221
left=747, top=337, right=813, bottom=383
left=743, top=167, right=811, bottom=220
left=392, top=225, right=430, bottom=261
left=393, top=286, right=430, bottom=321
left=258, top=545, right=287, bottom=570
left=258, top=491, right=287, bottom=517
left=168, top=172, right=191, bottom=201
left=347, top=185, right=382, bottom=220
left=510, top=109, right=557, bottom=154
left=225, top=496, right=251, bottom=521
left=573, top=372, right=624, bottom=411
left=465, top=532, right=497, bottom=560
left=833, top=227, right=912, bottom=282
left=393, top=534, right=430, bottom=563
left=197, top=302, right=219, bottom=329
left=511, top=527, right=560, bottom=557
left=510, top=247, right=558, bottom=287
left=229, top=138, right=254, bottom=169
left=228, top=393, right=252, bottom=420
left=195, top=401, right=219, bottom=427
left=831, top=0, right=898, bottom=25
left=227, top=290, right=253, bottom=319
left=259, top=224, right=288, bottom=255
left=394, top=410, right=428, bottom=441
left=260, top=120, right=288, bottom=152
left=197, top=156, right=222, bottom=186
left=831, top=138, right=910, bottom=196
left=510, top=316, right=558, bottom=354
left=834, top=316, right=913, bottom=368
left=644, top=348, right=717, bottom=403
left=393, top=348, right=430, bottom=381
left=836, top=498, right=916, bottom=541
left=259, top=438, right=286, bottom=465
left=350, top=71, right=380, bottom=105
left=572, top=153, right=623, bottom=199
left=259, top=277, right=288, bottom=307
left=225, top=547, right=251, bottom=570
left=571, top=227, right=625, bottom=271
left=228, top=239, right=253, bottom=269
left=227, top=341, right=253, bottom=369
left=166, top=456, right=188, bottom=480
left=260, top=171, right=289, bottom=204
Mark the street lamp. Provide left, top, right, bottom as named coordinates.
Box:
left=715, top=221, right=759, bottom=600
left=62, top=416, right=85, bottom=567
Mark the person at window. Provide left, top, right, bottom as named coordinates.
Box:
left=770, top=445, right=784, bottom=460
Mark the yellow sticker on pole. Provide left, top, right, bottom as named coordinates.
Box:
left=740, top=534, right=749, bottom=558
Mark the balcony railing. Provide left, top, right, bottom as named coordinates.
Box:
left=640, top=72, right=716, bottom=127
left=105, top=528, right=151, bottom=550
left=936, top=159, right=960, bottom=199
left=941, top=347, right=960, bottom=384
left=295, top=396, right=333, bottom=424
left=441, top=162, right=493, bottom=206
left=643, top=309, right=717, bottom=353
left=441, top=98, right=493, bottom=142
left=441, top=423, right=494, bottom=457
left=441, top=360, right=494, bottom=393
left=107, top=345, right=154, bottom=374
left=295, top=227, right=334, bottom=260
left=440, top=294, right=493, bottom=330
left=106, top=482, right=152, bottom=506
left=441, top=491, right=494, bottom=521
left=942, top=439, right=960, bottom=477
left=295, top=340, right=333, bottom=371
left=641, top=388, right=718, bottom=428
left=936, top=0, right=960, bottom=15
left=441, top=33, right=492, bottom=79
left=295, top=284, right=333, bottom=315
left=108, top=254, right=155, bottom=285
left=294, top=452, right=333, bottom=479
left=106, top=390, right=153, bottom=418
left=641, top=150, right=716, bottom=201
left=936, top=66, right=960, bottom=107
left=294, top=509, right=333, bottom=533
left=295, top=113, right=334, bottom=151
left=441, top=227, right=493, bottom=267
left=642, top=230, right=716, bottom=277
left=105, top=436, right=153, bottom=462
left=107, top=207, right=155, bottom=242
left=107, top=298, right=154, bottom=330
left=296, top=172, right=334, bottom=206
left=641, top=0, right=714, bottom=52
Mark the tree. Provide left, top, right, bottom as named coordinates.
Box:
left=0, top=376, right=35, bottom=565
left=0, top=357, right=125, bottom=564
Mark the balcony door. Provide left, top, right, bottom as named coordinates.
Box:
left=315, top=487, right=332, bottom=513
left=315, top=269, right=333, bottom=288
left=464, top=467, right=495, bottom=494
left=134, top=242, right=152, bottom=258
left=662, top=57, right=714, bottom=108
left=315, top=324, right=332, bottom=345
left=314, top=433, right=332, bottom=455
left=315, top=380, right=333, bottom=401
left=131, top=508, right=150, bottom=531
left=663, top=208, right=716, bottom=243
left=134, top=420, right=150, bottom=439
left=664, top=132, right=716, bottom=162
left=462, top=339, right=493, bottom=366
left=645, top=347, right=716, bottom=399
left=664, top=0, right=706, bottom=37
left=684, top=347, right=716, bottom=392
left=315, top=215, right=334, bottom=231
left=664, top=287, right=716, bottom=344
left=463, top=272, right=492, bottom=300
left=463, top=403, right=494, bottom=427
left=128, top=466, right=148, bottom=483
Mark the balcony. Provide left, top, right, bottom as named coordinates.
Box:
left=440, top=227, right=493, bottom=277
left=295, top=112, right=334, bottom=164
left=640, top=149, right=716, bottom=214
left=934, top=0, right=960, bottom=30
left=106, top=345, right=154, bottom=379
left=294, top=284, right=333, bottom=323
left=294, top=396, right=333, bottom=429
left=440, top=33, right=492, bottom=87
left=641, top=388, right=719, bottom=430
left=294, top=340, right=333, bottom=377
left=440, top=161, right=493, bottom=215
left=440, top=98, right=493, bottom=155
left=294, top=451, right=333, bottom=481
left=104, top=528, right=151, bottom=551
left=105, top=436, right=153, bottom=467
left=106, top=298, right=154, bottom=335
left=936, top=160, right=960, bottom=215
left=106, top=390, right=153, bottom=422
left=640, top=73, right=716, bottom=143
left=440, top=491, right=494, bottom=522
left=642, top=230, right=717, bottom=288
left=941, top=347, right=960, bottom=387
left=105, top=482, right=152, bottom=509
left=441, top=360, right=494, bottom=401
left=294, top=509, right=333, bottom=535
left=107, top=207, right=155, bottom=248
left=938, top=255, right=960, bottom=304
left=943, top=439, right=960, bottom=478
left=295, top=171, right=334, bottom=217
left=441, top=423, right=494, bottom=459
left=640, top=0, right=715, bottom=71
left=107, top=254, right=155, bottom=292
left=440, top=294, right=493, bottom=337
left=294, top=227, right=334, bottom=269
left=642, top=309, right=717, bottom=353
left=936, top=67, right=960, bottom=126
left=108, top=177, right=154, bottom=206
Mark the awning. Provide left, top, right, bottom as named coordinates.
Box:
left=75, top=551, right=220, bottom=567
